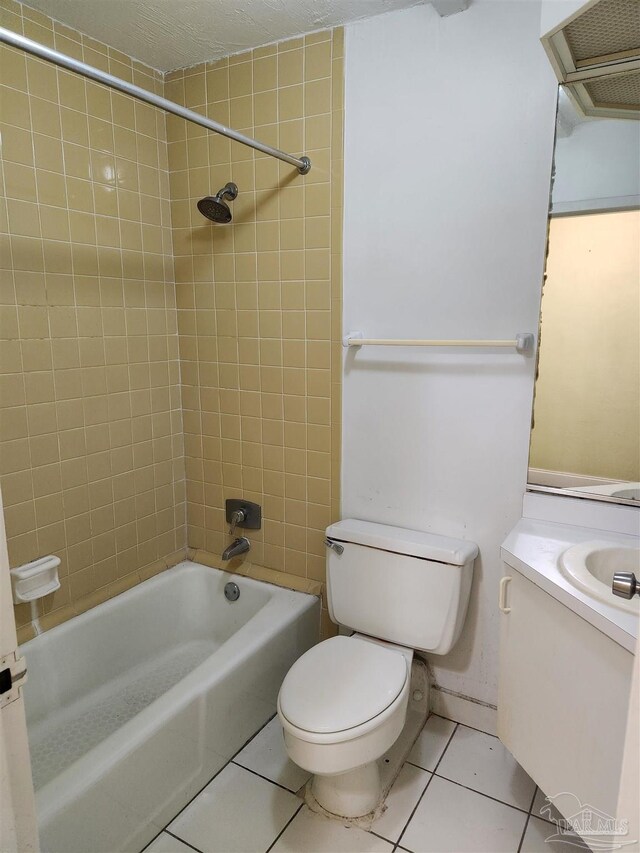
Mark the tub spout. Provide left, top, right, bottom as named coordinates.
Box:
left=222, top=536, right=250, bottom=561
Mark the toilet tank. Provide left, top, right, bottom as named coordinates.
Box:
left=325, top=519, right=478, bottom=655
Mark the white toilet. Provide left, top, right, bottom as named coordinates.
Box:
left=277, top=518, right=478, bottom=819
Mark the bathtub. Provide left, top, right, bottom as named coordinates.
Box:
left=21, top=561, right=319, bottom=853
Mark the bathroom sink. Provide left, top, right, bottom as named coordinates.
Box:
left=560, top=540, right=640, bottom=614
left=612, top=487, right=640, bottom=501
left=569, top=482, right=640, bottom=501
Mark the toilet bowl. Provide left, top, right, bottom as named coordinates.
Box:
left=277, top=518, right=478, bottom=820
left=278, top=634, right=413, bottom=817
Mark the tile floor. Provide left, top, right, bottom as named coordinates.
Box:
left=142, top=714, right=590, bottom=853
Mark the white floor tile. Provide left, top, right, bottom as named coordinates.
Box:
left=407, top=715, right=457, bottom=772
left=400, top=776, right=527, bottom=853
left=270, top=806, right=393, bottom=853
left=521, top=816, right=590, bottom=852
left=530, top=787, right=564, bottom=825
left=143, top=832, right=196, bottom=852
left=373, top=763, right=431, bottom=843
left=436, top=725, right=536, bottom=810
left=234, top=716, right=311, bottom=793
left=167, top=763, right=300, bottom=853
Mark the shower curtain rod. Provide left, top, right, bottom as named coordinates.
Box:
left=0, top=26, right=312, bottom=174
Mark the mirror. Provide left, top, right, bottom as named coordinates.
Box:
left=528, top=85, right=640, bottom=505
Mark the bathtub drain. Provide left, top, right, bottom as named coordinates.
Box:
left=224, top=582, right=240, bottom=602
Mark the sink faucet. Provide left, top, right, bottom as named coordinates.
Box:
left=222, top=536, right=250, bottom=561
left=612, top=571, right=639, bottom=599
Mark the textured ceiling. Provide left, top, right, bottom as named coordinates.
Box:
left=22, top=0, right=427, bottom=72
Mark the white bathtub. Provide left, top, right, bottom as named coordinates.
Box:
left=21, top=561, right=319, bottom=853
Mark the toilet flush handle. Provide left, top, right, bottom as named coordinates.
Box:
left=325, top=538, right=344, bottom=556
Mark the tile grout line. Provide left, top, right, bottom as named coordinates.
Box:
left=404, top=759, right=437, bottom=772
left=369, top=828, right=396, bottom=845
left=527, top=786, right=561, bottom=827
left=430, top=772, right=533, bottom=815
left=392, top=722, right=460, bottom=852
left=230, top=758, right=305, bottom=796
left=516, top=785, right=540, bottom=853
left=164, top=829, right=206, bottom=853
left=434, top=714, right=498, bottom=739
left=139, top=827, right=167, bottom=852
left=264, top=802, right=304, bottom=853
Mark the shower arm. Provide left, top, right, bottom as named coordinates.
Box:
left=0, top=26, right=311, bottom=175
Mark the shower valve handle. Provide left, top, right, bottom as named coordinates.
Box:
left=228, top=508, right=247, bottom=536
left=224, top=499, right=261, bottom=533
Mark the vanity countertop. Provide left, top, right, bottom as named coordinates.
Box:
left=501, top=518, right=639, bottom=652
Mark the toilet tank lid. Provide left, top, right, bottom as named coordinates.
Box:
left=326, top=519, right=478, bottom=566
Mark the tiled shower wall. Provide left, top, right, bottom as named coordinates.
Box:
left=0, top=0, right=186, bottom=637
left=165, top=32, right=343, bottom=632
left=1, top=4, right=344, bottom=639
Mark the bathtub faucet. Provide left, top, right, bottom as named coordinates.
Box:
left=222, top=536, right=250, bottom=561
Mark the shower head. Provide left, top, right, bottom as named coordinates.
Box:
left=197, top=182, right=238, bottom=224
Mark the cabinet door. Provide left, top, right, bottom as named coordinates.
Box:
left=498, top=570, right=633, bottom=821
left=615, top=634, right=639, bottom=850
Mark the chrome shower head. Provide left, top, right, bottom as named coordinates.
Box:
left=197, top=182, right=238, bottom=224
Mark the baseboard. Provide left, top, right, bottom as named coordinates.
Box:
left=430, top=686, right=498, bottom=736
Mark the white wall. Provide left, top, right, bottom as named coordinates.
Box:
left=342, top=1, right=558, bottom=706
left=552, top=116, right=640, bottom=213
left=539, top=0, right=589, bottom=37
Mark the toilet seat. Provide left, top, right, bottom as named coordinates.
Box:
left=278, top=635, right=408, bottom=735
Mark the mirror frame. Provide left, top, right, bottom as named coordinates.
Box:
left=526, top=484, right=640, bottom=508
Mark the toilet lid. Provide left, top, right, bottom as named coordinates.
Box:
left=279, top=636, right=408, bottom=734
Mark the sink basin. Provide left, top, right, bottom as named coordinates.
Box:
left=560, top=540, right=640, bottom=614
left=569, top=482, right=640, bottom=501
left=612, top=487, right=640, bottom=501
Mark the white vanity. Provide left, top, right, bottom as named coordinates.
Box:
left=498, top=493, right=638, bottom=829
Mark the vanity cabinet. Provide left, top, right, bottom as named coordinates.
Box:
left=498, top=569, right=634, bottom=821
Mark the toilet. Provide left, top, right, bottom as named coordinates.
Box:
left=277, top=518, right=478, bottom=819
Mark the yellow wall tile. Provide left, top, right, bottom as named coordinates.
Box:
left=2, top=5, right=342, bottom=634
left=1, top=0, right=185, bottom=634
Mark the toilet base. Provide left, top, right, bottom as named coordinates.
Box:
left=311, top=762, right=381, bottom=818
left=303, top=660, right=430, bottom=825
